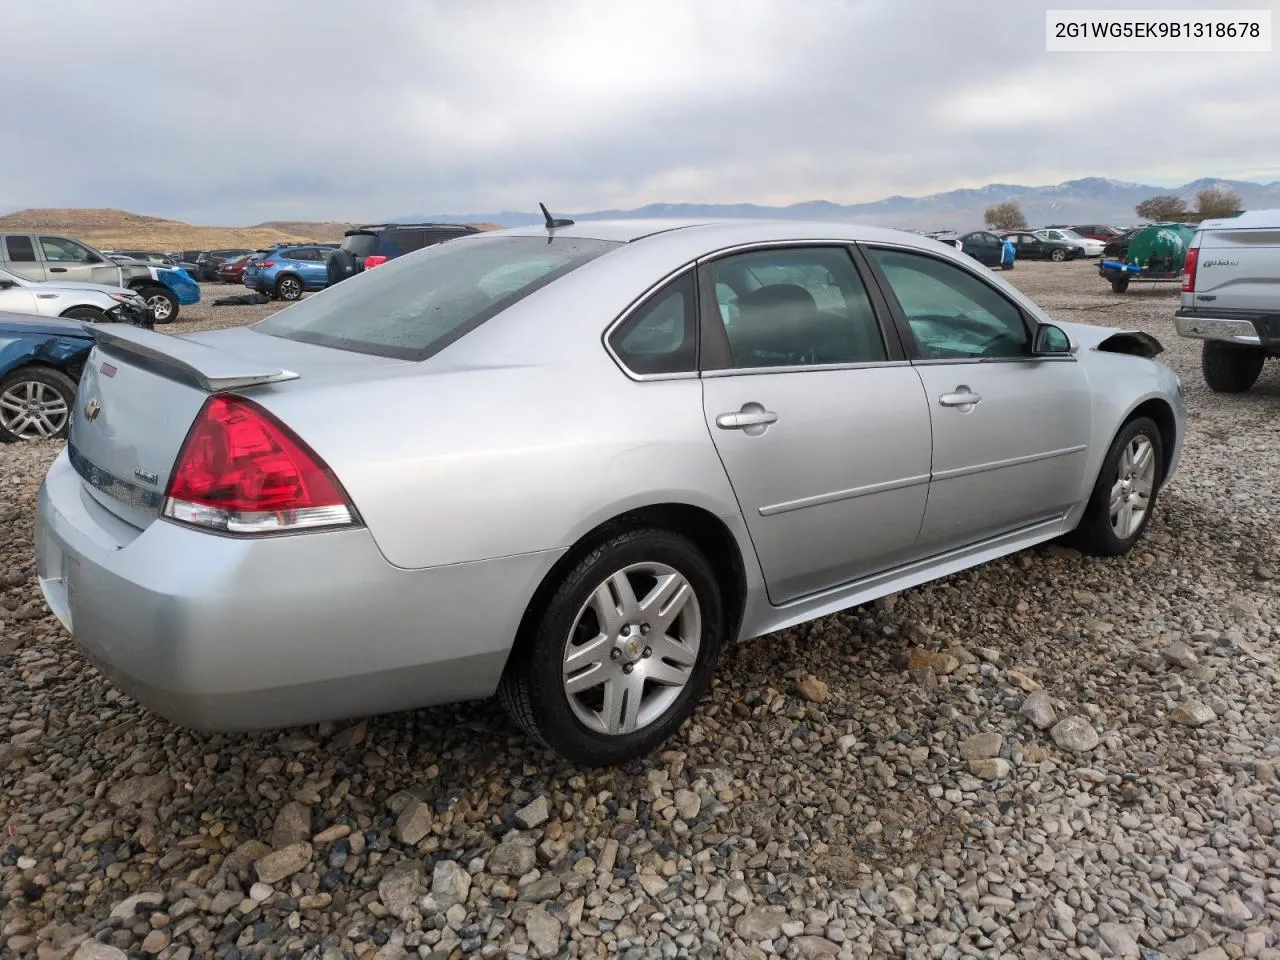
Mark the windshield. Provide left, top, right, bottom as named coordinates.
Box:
left=341, top=233, right=378, bottom=257
left=254, top=234, right=620, bottom=361
left=1056, top=229, right=1083, bottom=239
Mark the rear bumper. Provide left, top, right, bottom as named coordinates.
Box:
left=1174, top=310, right=1277, bottom=348
left=35, top=448, right=561, bottom=732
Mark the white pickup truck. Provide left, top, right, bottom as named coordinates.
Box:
left=1173, top=209, right=1279, bottom=392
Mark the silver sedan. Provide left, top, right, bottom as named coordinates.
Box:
left=35, top=217, right=1185, bottom=766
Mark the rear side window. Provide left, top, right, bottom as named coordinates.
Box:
left=255, top=235, right=620, bottom=361
left=608, top=272, right=697, bottom=375
left=341, top=232, right=377, bottom=257
left=5, top=236, right=36, bottom=262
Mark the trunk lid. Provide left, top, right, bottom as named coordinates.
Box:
left=68, top=324, right=404, bottom=530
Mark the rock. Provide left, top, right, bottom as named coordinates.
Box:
left=887, top=885, right=917, bottom=917
left=1218, top=891, right=1252, bottom=926
left=249, top=882, right=273, bottom=902
left=906, top=649, right=959, bottom=674
left=378, top=860, right=425, bottom=921
left=1098, top=922, right=1140, bottom=957
left=393, top=800, right=433, bottom=845
left=674, top=788, right=702, bottom=820
left=1162, top=641, right=1198, bottom=668
left=968, top=757, right=1012, bottom=779
left=109, top=890, right=164, bottom=920
left=1019, top=691, right=1057, bottom=729
left=1170, top=700, right=1214, bottom=727
left=525, top=906, right=562, bottom=958
left=73, top=944, right=128, bottom=960
left=796, top=676, right=829, bottom=702
left=487, top=842, right=536, bottom=877
left=106, top=773, right=173, bottom=808
left=328, top=719, right=367, bottom=749
left=1050, top=715, right=1100, bottom=752
left=431, top=859, right=471, bottom=910
left=254, top=842, right=313, bottom=884
left=639, top=872, right=668, bottom=897
left=959, top=732, right=1004, bottom=760
left=792, top=937, right=841, bottom=959
left=271, top=801, right=312, bottom=848
left=515, top=795, right=550, bottom=829
left=223, top=839, right=272, bottom=874
left=735, top=904, right=787, bottom=941
left=1188, top=949, right=1230, bottom=960
left=140, top=930, right=169, bottom=954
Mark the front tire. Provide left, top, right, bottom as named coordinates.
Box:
left=276, top=275, right=304, bottom=301
left=1065, top=416, right=1163, bottom=556
left=1110, top=278, right=1130, bottom=294
left=138, top=285, right=178, bottom=324
left=0, top=367, right=77, bottom=442
left=1202, top=341, right=1264, bottom=393
left=499, top=528, right=724, bottom=767
left=1051, top=248, right=1067, bottom=262
left=59, top=306, right=107, bottom=323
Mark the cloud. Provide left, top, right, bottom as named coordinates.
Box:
left=1, top=0, right=1277, bottom=223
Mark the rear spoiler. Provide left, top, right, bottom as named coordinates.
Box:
left=91, top=324, right=299, bottom=392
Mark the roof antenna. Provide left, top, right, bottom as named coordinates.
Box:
left=539, top=202, right=574, bottom=230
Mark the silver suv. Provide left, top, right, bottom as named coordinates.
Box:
left=1174, top=209, right=1280, bottom=392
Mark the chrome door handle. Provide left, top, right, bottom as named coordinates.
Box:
left=716, top=410, right=778, bottom=429
left=939, top=388, right=981, bottom=408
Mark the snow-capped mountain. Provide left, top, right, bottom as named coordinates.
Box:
left=398, top=176, right=1280, bottom=231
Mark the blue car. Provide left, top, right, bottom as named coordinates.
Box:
left=0, top=312, right=96, bottom=442
left=243, top=245, right=334, bottom=301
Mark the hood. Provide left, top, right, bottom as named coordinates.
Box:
left=0, top=311, right=94, bottom=339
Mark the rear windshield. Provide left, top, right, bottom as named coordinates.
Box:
left=254, top=235, right=620, bottom=361
left=341, top=232, right=378, bottom=257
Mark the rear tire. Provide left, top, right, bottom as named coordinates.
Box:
left=1110, top=278, right=1130, bottom=293
left=276, top=275, right=304, bottom=301
left=498, top=528, right=723, bottom=767
left=0, top=366, right=77, bottom=442
left=138, top=285, right=178, bottom=324
left=59, top=306, right=107, bottom=323
left=1202, top=341, right=1264, bottom=393
left=1065, top=416, right=1163, bottom=557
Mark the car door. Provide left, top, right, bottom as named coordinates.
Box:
left=39, top=236, right=115, bottom=284
left=862, top=244, right=1093, bottom=553
left=3, top=235, right=47, bottom=280
left=0, top=270, right=39, bottom=313
left=298, top=248, right=327, bottom=289
left=695, top=244, right=934, bottom=605
left=1015, top=232, right=1045, bottom=259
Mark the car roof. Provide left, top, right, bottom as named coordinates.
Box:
left=484, top=217, right=960, bottom=248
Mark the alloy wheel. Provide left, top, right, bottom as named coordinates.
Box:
left=561, top=562, right=702, bottom=737
left=149, top=294, right=173, bottom=321
left=1109, top=435, right=1155, bottom=538
left=0, top=380, right=70, bottom=439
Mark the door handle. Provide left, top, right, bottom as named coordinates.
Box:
left=49, top=267, right=67, bottom=273
left=716, top=403, right=778, bottom=434
left=939, top=387, right=981, bottom=408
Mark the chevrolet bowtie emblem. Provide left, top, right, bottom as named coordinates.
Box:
left=83, top=398, right=101, bottom=421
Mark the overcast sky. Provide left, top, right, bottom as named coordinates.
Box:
left=3, top=0, right=1277, bottom=224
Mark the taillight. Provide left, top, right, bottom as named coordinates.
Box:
left=163, top=394, right=358, bottom=535
left=259, top=260, right=275, bottom=269
left=1181, top=246, right=1199, bottom=292
left=363, top=255, right=388, bottom=269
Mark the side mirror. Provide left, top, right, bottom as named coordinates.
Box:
left=1033, top=323, right=1073, bottom=356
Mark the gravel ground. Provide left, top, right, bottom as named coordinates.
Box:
left=2, top=263, right=1278, bottom=960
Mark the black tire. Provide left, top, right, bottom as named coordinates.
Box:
left=498, top=527, right=724, bottom=767
left=1110, top=278, right=1130, bottom=294
left=1065, top=416, right=1163, bottom=557
left=1050, top=248, right=1067, bottom=262
left=1202, top=341, right=1264, bottom=393
left=275, top=275, right=304, bottom=301
left=59, top=306, right=107, bottom=323
left=138, top=285, right=178, bottom=324
left=0, top=366, right=77, bottom=443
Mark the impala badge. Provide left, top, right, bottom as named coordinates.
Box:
left=83, top=398, right=101, bottom=421
left=134, top=468, right=159, bottom=485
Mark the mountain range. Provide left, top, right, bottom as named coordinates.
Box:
left=396, top=177, right=1280, bottom=231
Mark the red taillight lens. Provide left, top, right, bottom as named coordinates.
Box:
left=363, top=255, right=388, bottom=269
left=1181, top=246, right=1199, bottom=292
left=163, top=394, right=357, bottom=534
left=260, top=260, right=275, bottom=269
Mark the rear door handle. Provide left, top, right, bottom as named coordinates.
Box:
left=939, top=387, right=981, bottom=408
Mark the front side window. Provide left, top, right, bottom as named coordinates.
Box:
left=255, top=235, right=620, bottom=361
left=40, top=236, right=93, bottom=263
left=867, top=247, right=1029, bottom=361
left=705, top=246, right=887, bottom=368
left=608, top=272, right=697, bottom=375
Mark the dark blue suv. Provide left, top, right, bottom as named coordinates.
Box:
left=339, top=223, right=481, bottom=272
left=243, top=245, right=335, bottom=300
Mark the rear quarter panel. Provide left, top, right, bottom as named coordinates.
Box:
left=1183, top=226, right=1280, bottom=313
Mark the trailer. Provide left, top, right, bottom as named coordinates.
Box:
left=1098, top=222, right=1196, bottom=293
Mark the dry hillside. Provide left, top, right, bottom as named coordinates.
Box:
left=0, top=208, right=505, bottom=252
